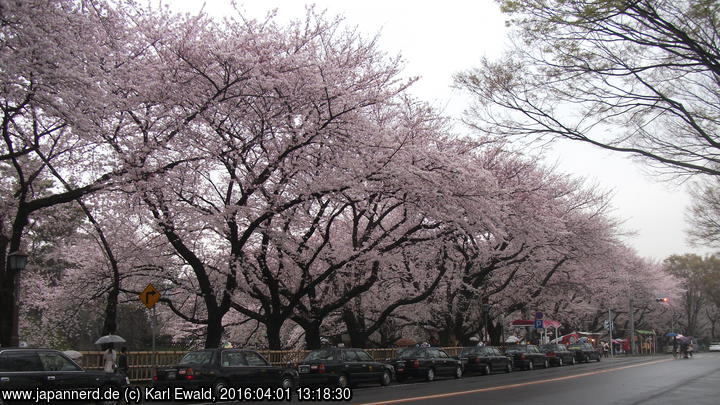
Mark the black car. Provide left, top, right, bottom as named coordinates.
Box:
left=458, top=346, right=512, bottom=375
left=153, top=349, right=298, bottom=393
left=567, top=343, right=601, bottom=362
left=503, top=345, right=549, bottom=370
left=538, top=344, right=576, bottom=366
left=390, top=347, right=462, bottom=382
left=0, top=347, right=129, bottom=405
left=297, top=348, right=392, bottom=388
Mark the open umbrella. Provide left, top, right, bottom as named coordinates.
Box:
left=505, top=336, right=521, bottom=343
left=94, top=335, right=126, bottom=345
left=62, top=350, right=83, bottom=361
left=394, top=338, right=416, bottom=347
left=665, top=332, right=681, bottom=337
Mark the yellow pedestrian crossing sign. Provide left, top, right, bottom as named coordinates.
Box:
left=139, top=283, right=161, bottom=309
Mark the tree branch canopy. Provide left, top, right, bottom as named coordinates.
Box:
left=458, top=0, right=720, bottom=178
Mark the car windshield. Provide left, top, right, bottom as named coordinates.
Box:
left=505, top=346, right=527, bottom=353
left=303, top=349, right=335, bottom=361
left=179, top=351, right=213, bottom=366
left=398, top=348, right=425, bottom=359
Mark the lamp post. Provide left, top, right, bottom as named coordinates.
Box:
left=8, top=251, right=28, bottom=347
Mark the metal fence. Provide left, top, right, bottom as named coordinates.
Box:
left=79, top=347, right=464, bottom=382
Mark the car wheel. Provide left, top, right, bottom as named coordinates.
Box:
left=543, top=360, right=549, bottom=369
left=455, top=366, right=463, bottom=379
left=213, top=380, right=229, bottom=398
left=337, top=374, right=349, bottom=389
left=483, top=364, right=491, bottom=375
left=380, top=371, right=391, bottom=386
left=280, top=375, right=294, bottom=390
left=558, top=358, right=564, bottom=367
left=426, top=368, right=435, bottom=382
left=527, top=361, right=534, bottom=371
left=506, top=362, right=512, bottom=373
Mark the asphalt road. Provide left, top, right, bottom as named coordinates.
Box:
left=156, top=353, right=720, bottom=405
left=344, top=353, right=720, bottom=405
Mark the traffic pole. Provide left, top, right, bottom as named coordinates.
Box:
left=629, top=299, right=635, bottom=355
left=608, top=308, right=613, bottom=359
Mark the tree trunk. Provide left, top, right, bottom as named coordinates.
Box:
left=488, top=318, right=502, bottom=345
left=303, top=321, right=322, bottom=350
left=342, top=309, right=368, bottom=348
left=101, top=289, right=119, bottom=335
left=204, top=310, right=224, bottom=349
left=1, top=212, right=27, bottom=347
left=265, top=318, right=284, bottom=350
left=438, top=329, right=456, bottom=347
left=451, top=316, right=467, bottom=345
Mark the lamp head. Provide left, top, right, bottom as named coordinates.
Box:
left=7, top=251, right=28, bottom=271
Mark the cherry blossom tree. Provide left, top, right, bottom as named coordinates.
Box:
left=121, top=8, right=444, bottom=348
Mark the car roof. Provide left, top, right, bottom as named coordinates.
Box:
left=186, top=348, right=259, bottom=353
left=0, top=347, right=61, bottom=353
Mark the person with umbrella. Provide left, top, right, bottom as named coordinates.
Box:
left=95, top=335, right=126, bottom=373
left=102, top=344, right=117, bottom=372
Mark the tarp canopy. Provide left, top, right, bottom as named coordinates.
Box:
left=510, top=319, right=562, bottom=328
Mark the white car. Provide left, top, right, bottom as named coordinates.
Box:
left=709, top=342, right=720, bottom=352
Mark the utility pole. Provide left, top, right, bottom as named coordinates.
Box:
left=608, top=308, right=613, bottom=359
left=629, top=299, right=636, bottom=355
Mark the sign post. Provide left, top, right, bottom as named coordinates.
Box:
left=139, top=284, right=161, bottom=376
left=534, top=312, right=544, bottom=343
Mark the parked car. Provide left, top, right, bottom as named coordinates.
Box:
left=538, top=344, right=576, bottom=366
left=390, top=347, right=462, bottom=382
left=567, top=343, right=601, bottom=362
left=153, top=349, right=297, bottom=393
left=297, top=347, right=393, bottom=388
left=458, top=346, right=512, bottom=375
left=0, top=347, right=130, bottom=405
left=503, top=345, right=549, bottom=370
left=709, top=342, right=720, bottom=352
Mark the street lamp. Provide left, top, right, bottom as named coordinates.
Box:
left=8, top=251, right=28, bottom=347
left=8, top=251, right=28, bottom=272
left=655, top=297, right=674, bottom=333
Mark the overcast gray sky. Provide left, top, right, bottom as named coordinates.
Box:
left=167, top=0, right=714, bottom=261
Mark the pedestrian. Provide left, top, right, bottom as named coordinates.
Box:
left=672, top=336, right=678, bottom=359
left=117, top=347, right=129, bottom=376
left=687, top=342, right=694, bottom=358
left=102, top=344, right=117, bottom=373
